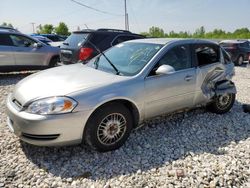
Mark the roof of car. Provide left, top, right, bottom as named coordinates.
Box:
left=220, top=40, right=248, bottom=44
left=125, top=38, right=217, bottom=45
left=73, top=28, right=143, bottom=36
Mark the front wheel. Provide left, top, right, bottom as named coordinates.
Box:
left=206, top=93, right=235, bottom=114
left=84, top=103, right=133, bottom=152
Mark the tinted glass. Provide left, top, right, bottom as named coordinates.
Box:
left=0, top=34, right=13, bottom=46
left=195, top=44, right=220, bottom=66
left=112, top=35, right=139, bottom=46
left=156, top=45, right=191, bottom=71
left=64, top=33, right=89, bottom=47
left=87, top=42, right=163, bottom=76
left=10, top=35, right=35, bottom=47
left=222, top=48, right=231, bottom=64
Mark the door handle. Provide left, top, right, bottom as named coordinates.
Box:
left=184, top=75, right=193, bottom=81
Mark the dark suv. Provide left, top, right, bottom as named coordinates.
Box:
left=60, top=28, right=144, bottom=64
left=219, top=40, right=250, bottom=65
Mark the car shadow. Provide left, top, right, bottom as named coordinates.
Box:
left=20, top=100, right=250, bottom=181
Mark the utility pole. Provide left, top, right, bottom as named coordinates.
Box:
left=124, top=0, right=129, bottom=31
left=30, top=22, right=35, bottom=33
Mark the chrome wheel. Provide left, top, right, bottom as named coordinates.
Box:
left=97, top=113, right=127, bottom=146
left=216, top=94, right=232, bottom=110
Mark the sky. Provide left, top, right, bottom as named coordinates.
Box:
left=1, top=0, right=250, bottom=34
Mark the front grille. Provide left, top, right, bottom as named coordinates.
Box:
left=22, top=133, right=60, bottom=140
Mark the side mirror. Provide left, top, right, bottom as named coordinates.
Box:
left=155, top=64, right=175, bottom=75
left=33, top=43, right=43, bottom=48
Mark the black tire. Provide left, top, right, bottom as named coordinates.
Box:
left=236, top=55, right=244, bottom=66
left=49, top=57, right=59, bottom=67
left=206, top=93, right=235, bottom=114
left=84, top=103, right=133, bottom=152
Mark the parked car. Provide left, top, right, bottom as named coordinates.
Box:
left=30, top=35, right=53, bottom=45
left=40, top=34, right=67, bottom=42
left=0, top=26, right=20, bottom=33
left=219, top=40, right=250, bottom=65
left=6, top=38, right=236, bottom=152
left=0, top=30, right=60, bottom=72
left=60, top=28, right=145, bottom=64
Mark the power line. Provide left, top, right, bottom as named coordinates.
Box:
left=70, top=0, right=122, bottom=16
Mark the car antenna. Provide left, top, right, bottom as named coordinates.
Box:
left=82, top=35, right=120, bottom=75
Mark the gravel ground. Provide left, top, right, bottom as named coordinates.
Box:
left=0, top=67, right=250, bottom=188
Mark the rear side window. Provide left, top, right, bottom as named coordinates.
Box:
left=222, top=49, right=231, bottom=64
left=112, top=35, right=141, bottom=46
left=195, top=44, right=220, bottom=66
left=0, top=34, right=13, bottom=46
left=90, top=33, right=109, bottom=46
left=64, top=33, right=89, bottom=47
left=239, top=42, right=249, bottom=48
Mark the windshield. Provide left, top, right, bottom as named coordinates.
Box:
left=87, top=42, right=163, bottom=76
left=64, top=33, right=89, bottom=47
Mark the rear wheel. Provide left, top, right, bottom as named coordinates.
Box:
left=84, top=103, right=133, bottom=152
left=236, top=55, right=244, bottom=66
left=206, top=93, right=235, bottom=114
left=49, top=57, right=59, bottom=67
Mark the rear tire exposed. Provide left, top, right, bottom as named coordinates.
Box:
left=49, top=57, right=59, bottom=67
left=206, top=93, right=235, bottom=114
left=84, top=103, right=133, bottom=152
left=236, top=55, right=244, bottom=66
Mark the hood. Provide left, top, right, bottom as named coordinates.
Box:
left=13, top=64, right=127, bottom=105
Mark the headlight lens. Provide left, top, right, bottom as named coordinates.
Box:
left=26, top=97, right=77, bottom=115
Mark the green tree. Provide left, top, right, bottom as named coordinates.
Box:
left=193, top=26, right=205, bottom=38
left=37, top=24, right=54, bottom=34
left=1, top=22, right=14, bottom=28
left=54, top=22, right=70, bottom=36
left=148, top=26, right=165, bottom=38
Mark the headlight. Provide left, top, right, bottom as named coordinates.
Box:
left=26, top=97, right=77, bottom=115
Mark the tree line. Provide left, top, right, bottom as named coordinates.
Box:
left=2, top=22, right=250, bottom=39
left=1, top=22, right=70, bottom=36
left=140, top=26, right=250, bottom=39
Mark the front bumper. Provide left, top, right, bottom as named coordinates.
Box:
left=6, top=94, right=90, bottom=146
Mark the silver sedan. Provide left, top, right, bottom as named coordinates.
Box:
left=6, top=38, right=236, bottom=152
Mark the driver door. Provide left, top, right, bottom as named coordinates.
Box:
left=144, top=44, right=197, bottom=119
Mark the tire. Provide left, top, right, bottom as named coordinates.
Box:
left=49, top=57, right=59, bottom=67
left=206, top=93, right=235, bottom=114
left=236, top=55, right=244, bottom=66
left=84, top=103, right=133, bottom=152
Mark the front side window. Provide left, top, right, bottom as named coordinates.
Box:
left=10, top=35, right=35, bottom=47
left=87, top=42, right=163, bottom=76
left=152, top=45, right=191, bottom=74
left=195, top=44, right=220, bottom=66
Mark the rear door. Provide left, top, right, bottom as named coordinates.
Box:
left=192, top=43, right=223, bottom=105
left=144, top=44, right=197, bottom=119
left=0, top=33, right=16, bottom=66
left=9, top=34, right=46, bottom=66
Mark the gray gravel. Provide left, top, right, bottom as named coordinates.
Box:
left=0, top=67, right=250, bottom=188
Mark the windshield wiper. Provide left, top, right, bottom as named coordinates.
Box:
left=81, top=36, right=120, bottom=75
